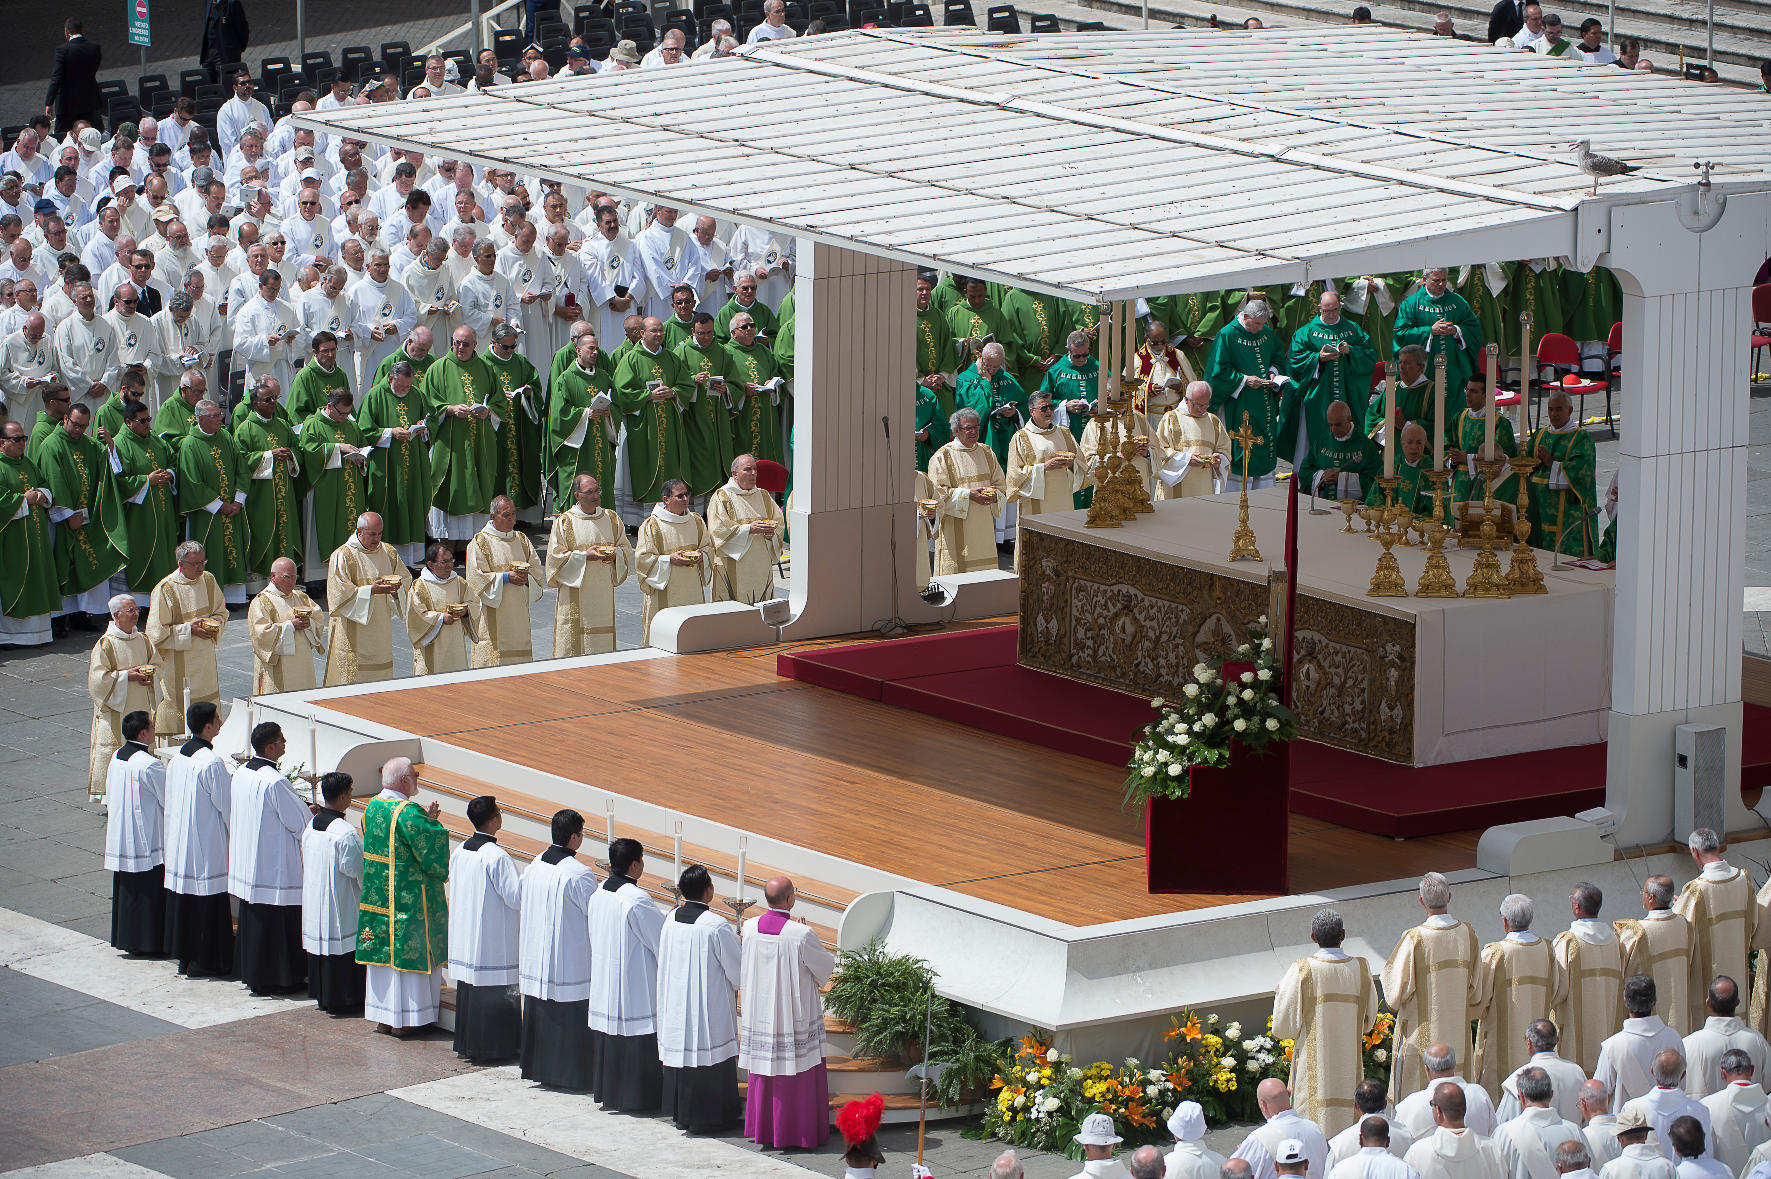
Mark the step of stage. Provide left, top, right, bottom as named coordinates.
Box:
left=392, top=765, right=850, bottom=950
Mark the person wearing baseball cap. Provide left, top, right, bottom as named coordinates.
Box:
left=1166, top=1101, right=1227, bottom=1179
left=1070, top=1111, right=1129, bottom=1179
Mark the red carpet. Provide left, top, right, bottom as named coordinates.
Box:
left=780, top=626, right=1771, bottom=839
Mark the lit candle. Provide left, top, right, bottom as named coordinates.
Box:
left=672, top=819, right=684, bottom=885
left=309, top=724, right=321, bottom=805
left=1382, top=368, right=1397, bottom=478
left=1484, top=343, right=1499, bottom=459
left=735, top=835, right=748, bottom=902
left=1101, top=303, right=1114, bottom=402
left=1433, top=355, right=1447, bottom=472
left=604, top=797, right=615, bottom=847
left=182, top=687, right=191, bottom=736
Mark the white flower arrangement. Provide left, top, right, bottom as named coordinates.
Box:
left=1123, top=619, right=1299, bottom=807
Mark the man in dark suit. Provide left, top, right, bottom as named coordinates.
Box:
left=45, top=19, right=103, bottom=136
left=1487, top=0, right=1528, bottom=42
left=200, top=0, right=251, bottom=85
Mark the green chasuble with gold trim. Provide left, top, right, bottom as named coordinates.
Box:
left=27, top=411, right=58, bottom=465
left=673, top=338, right=740, bottom=496
left=480, top=347, right=545, bottom=511
left=915, top=307, right=958, bottom=417
left=1288, top=314, right=1376, bottom=457
left=1394, top=286, right=1483, bottom=398
left=722, top=339, right=784, bottom=468
left=103, top=426, right=181, bottom=592
left=1526, top=424, right=1598, bottom=557
left=176, top=426, right=252, bottom=586
left=1205, top=318, right=1291, bottom=480
left=373, top=347, right=437, bottom=391
left=945, top=299, right=1015, bottom=369
left=956, top=362, right=1028, bottom=469
left=297, top=412, right=370, bottom=560
left=1001, top=288, right=1066, bottom=393
left=914, top=384, right=951, bottom=473
left=355, top=795, right=449, bottom=973
left=1561, top=266, right=1621, bottom=344
left=1449, top=408, right=1518, bottom=506
left=0, top=452, right=62, bottom=620
left=1297, top=427, right=1381, bottom=504
left=714, top=296, right=778, bottom=344
left=1367, top=456, right=1442, bottom=522
left=35, top=426, right=123, bottom=595
left=421, top=353, right=501, bottom=519
left=547, top=353, right=619, bottom=509
left=151, top=395, right=200, bottom=445
left=284, top=359, right=352, bottom=425
left=233, top=410, right=304, bottom=576
left=1454, top=265, right=1507, bottom=361
left=354, top=381, right=432, bottom=549
left=613, top=343, right=693, bottom=504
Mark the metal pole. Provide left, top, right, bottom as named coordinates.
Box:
left=472, top=0, right=483, bottom=55
left=1707, top=0, right=1714, bottom=64
left=1142, top=0, right=1149, bottom=28
left=297, top=0, right=306, bottom=64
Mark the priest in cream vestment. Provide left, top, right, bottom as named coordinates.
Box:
left=634, top=479, right=714, bottom=646
left=1617, top=876, right=1692, bottom=1036
left=927, top=409, right=1006, bottom=576
left=546, top=474, right=632, bottom=657
left=706, top=454, right=784, bottom=606
left=87, top=594, right=159, bottom=801
left=1080, top=409, right=1159, bottom=498
left=323, top=511, right=413, bottom=686
left=1674, top=832, right=1756, bottom=1035
left=144, top=542, right=229, bottom=736
left=1550, top=883, right=1626, bottom=1076
left=1005, top=395, right=1081, bottom=571
left=406, top=544, right=474, bottom=675
left=246, top=557, right=326, bottom=693
left=1472, top=893, right=1560, bottom=1097
left=465, top=496, right=544, bottom=668
left=1271, top=908, right=1378, bottom=1136
left=1155, top=381, right=1232, bottom=500
left=1383, top=873, right=1481, bottom=1102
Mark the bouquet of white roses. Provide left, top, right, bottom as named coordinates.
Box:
left=1122, top=617, right=1297, bottom=807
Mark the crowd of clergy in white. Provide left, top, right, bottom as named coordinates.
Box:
left=102, top=722, right=842, bottom=1146
left=1090, top=847, right=1771, bottom=1179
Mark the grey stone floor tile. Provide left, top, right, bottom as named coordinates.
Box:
left=115, top=1136, right=263, bottom=1179
left=268, top=1153, right=406, bottom=1179
left=0, top=836, right=97, bottom=878
left=356, top=1134, right=507, bottom=1178
left=0, top=878, right=112, bottom=923
left=180, top=1122, right=335, bottom=1168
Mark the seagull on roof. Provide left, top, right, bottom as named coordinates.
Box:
left=1569, top=139, right=1642, bottom=196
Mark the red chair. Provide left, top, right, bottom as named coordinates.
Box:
left=1752, top=283, right=1771, bottom=380
left=1536, top=332, right=1610, bottom=433
left=1370, top=360, right=1386, bottom=392
left=754, top=459, right=789, bottom=494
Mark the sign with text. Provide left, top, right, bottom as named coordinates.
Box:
left=127, top=0, right=151, bottom=47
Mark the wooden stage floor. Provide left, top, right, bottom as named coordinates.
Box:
left=318, top=635, right=1482, bottom=924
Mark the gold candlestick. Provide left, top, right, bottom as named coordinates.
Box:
left=1415, top=469, right=1459, bottom=597
left=1084, top=409, right=1130, bottom=528
left=1227, top=411, right=1263, bottom=562
left=1367, top=476, right=1407, bottom=597
left=1462, top=459, right=1511, bottom=598
left=1504, top=455, right=1547, bottom=594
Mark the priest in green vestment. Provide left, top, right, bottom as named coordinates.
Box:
left=1447, top=377, right=1518, bottom=506
left=372, top=326, right=437, bottom=392
left=1064, top=299, right=1103, bottom=359
left=1369, top=421, right=1442, bottom=521
left=613, top=316, right=693, bottom=505
left=176, top=399, right=252, bottom=601
left=1561, top=265, right=1620, bottom=346
left=35, top=404, right=122, bottom=615
left=102, top=400, right=181, bottom=599
left=95, top=371, right=149, bottom=444
left=355, top=758, right=450, bottom=1032
left=1454, top=264, right=1507, bottom=362
left=1287, top=290, right=1376, bottom=462
left=152, top=371, right=207, bottom=444
left=233, top=380, right=305, bottom=578
left=1364, top=344, right=1446, bottom=450
left=1526, top=391, right=1598, bottom=557
left=1204, top=299, right=1293, bottom=489
left=1039, top=330, right=1099, bottom=423
left=298, top=388, right=373, bottom=563
left=713, top=274, right=778, bottom=343
left=26, top=388, right=69, bottom=465
left=1394, top=269, right=1482, bottom=399
left=479, top=323, right=544, bottom=513
left=1504, top=259, right=1566, bottom=354
left=355, top=361, right=432, bottom=563
left=674, top=313, right=740, bottom=497
left=956, top=342, right=1028, bottom=470
left=1002, top=287, right=1065, bottom=396
left=946, top=279, right=1015, bottom=374
left=422, top=325, right=502, bottom=540
left=1151, top=289, right=1229, bottom=351
left=772, top=286, right=795, bottom=382
left=0, top=421, right=60, bottom=643
left=282, top=332, right=352, bottom=425
left=915, top=275, right=960, bottom=419
left=548, top=331, right=619, bottom=510
left=548, top=321, right=597, bottom=393
left=723, top=314, right=785, bottom=467
left=661, top=285, right=701, bottom=351
left=927, top=272, right=967, bottom=316
left=1296, top=400, right=1382, bottom=505
left=915, top=383, right=951, bottom=472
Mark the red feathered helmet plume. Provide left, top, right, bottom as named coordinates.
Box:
left=837, top=1091, right=885, bottom=1150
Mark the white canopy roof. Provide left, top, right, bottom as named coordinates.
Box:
left=296, top=27, right=1771, bottom=301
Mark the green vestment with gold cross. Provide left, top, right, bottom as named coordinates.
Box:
left=355, top=795, right=449, bottom=973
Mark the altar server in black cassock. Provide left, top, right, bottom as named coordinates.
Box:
left=105, top=710, right=167, bottom=955
left=162, top=701, right=234, bottom=975
left=448, top=795, right=523, bottom=1063
left=657, top=863, right=744, bottom=1133
left=519, top=809, right=598, bottom=1089
left=229, top=721, right=312, bottom=994
left=302, top=772, right=365, bottom=1013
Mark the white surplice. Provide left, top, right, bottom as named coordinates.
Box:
left=1404, top=1128, right=1508, bottom=1179
left=737, top=911, right=836, bottom=1077
left=103, top=743, right=165, bottom=872
left=1235, top=1109, right=1330, bottom=1179
left=1702, top=1081, right=1771, bottom=1175
left=1494, top=1106, right=1583, bottom=1179
left=227, top=757, right=311, bottom=904
left=300, top=809, right=364, bottom=955
left=448, top=834, right=522, bottom=986
left=586, top=875, right=665, bottom=1035
left=1328, top=1117, right=1413, bottom=1166
left=656, top=902, right=741, bottom=1068
left=1619, top=1088, right=1711, bottom=1161
left=1597, top=1017, right=1685, bottom=1111
left=1398, top=1078, right=1497, bottom=1141
left=1684, top=1017, right=1771, bottom=1099
left=162, top=738, right=232, bottom=896
left=518, top=848, right=598, bottom=1001
left=1328, top=1146, right=1417, bottom=1179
